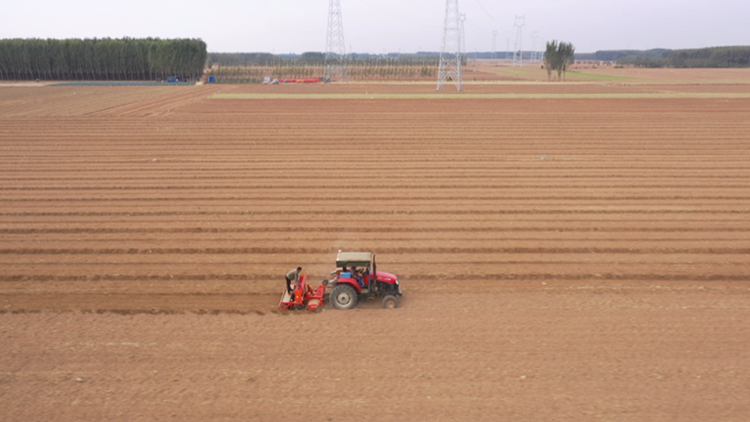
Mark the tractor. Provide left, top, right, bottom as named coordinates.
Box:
left=323, top=251, right=402, bottom=309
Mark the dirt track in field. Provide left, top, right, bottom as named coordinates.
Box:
left=1, top=82, right=749, bottom=421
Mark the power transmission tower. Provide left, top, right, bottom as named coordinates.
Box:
left=492, top=30, right=497, bottom=60
left=531, top=31, right=539, bottom=62
left=512, top=15, right=525, bottom=68
left=437, top=0, right=462, bottom=91
left=460, top=14, right=466, bottom=60
left=540, top=39, right=546, bottom=62
left=506, top=38, right=511, bottom=60
left=325, top=0, right=347, bottom=82
left=541, top=39, right=547, bottom=62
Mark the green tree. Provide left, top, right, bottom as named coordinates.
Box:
left=544, top=40, right=575, bottom=81
left=544, top=40, right=559, bottom=80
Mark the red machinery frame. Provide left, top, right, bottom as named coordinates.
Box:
left=278, top=274, right=326, bottom=311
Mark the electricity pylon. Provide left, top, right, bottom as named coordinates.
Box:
left=492, top=30, right=497, bottom=60
left=325, top=0, right=347, bottom=82
left=512, top=15, right=525, bottom=68
left=437, top=0, right=462, bottom=91
left=506, top=38, right=511, bottom=60
left=531, top=31, right=539, bottom=62
left=460, top=14, right=466, bottom=60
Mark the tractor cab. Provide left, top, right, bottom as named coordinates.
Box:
left=326, top=251, right=402, bottom=310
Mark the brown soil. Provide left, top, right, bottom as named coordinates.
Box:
left=1, top=81, right=749, bottom=421
left=226, top=81, right=750, bottom=95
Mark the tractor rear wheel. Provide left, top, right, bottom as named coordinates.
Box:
left=330, top=285, right=358, bottom=310
left=382, top=295, right=398, bottom=309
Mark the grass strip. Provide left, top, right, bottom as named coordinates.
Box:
left=565, top=72, right=636, bottom=81
left=208, top=92, right=750, bottom=100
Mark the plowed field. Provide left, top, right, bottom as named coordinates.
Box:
left=1, top=83, right=749, bottom=421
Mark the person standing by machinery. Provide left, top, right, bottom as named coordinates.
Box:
left=285, top=267, right=302, bottom=294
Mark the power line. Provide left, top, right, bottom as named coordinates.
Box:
left=474, top=0, right=512, bottom=34
left=465, top=19, right=494, bottom=36
left=354, top=0, right=441, bottom=31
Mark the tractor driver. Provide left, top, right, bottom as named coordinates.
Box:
left=285, top=267, right=302, bottom=294
left=351, top=266, right=363, bottom=288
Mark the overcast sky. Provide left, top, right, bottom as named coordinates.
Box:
left=2, top=0, right=748, bottom=53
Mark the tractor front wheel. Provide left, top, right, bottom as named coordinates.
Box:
left=382, top=295, right=398, bottom=309
left=330, top=285, right=358, bottom=310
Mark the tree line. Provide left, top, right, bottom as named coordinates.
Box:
left=582, top=46, right=750, bottom=68
left=586, top=49, right=668, bottom=62
left=209, top=52, right=442, bottom=68
left=616, top=46, right=750, bottom=68
left=0, top=38, right=207, bottom=81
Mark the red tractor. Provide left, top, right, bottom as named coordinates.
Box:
left=324, top=251, right=402, bottom=310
